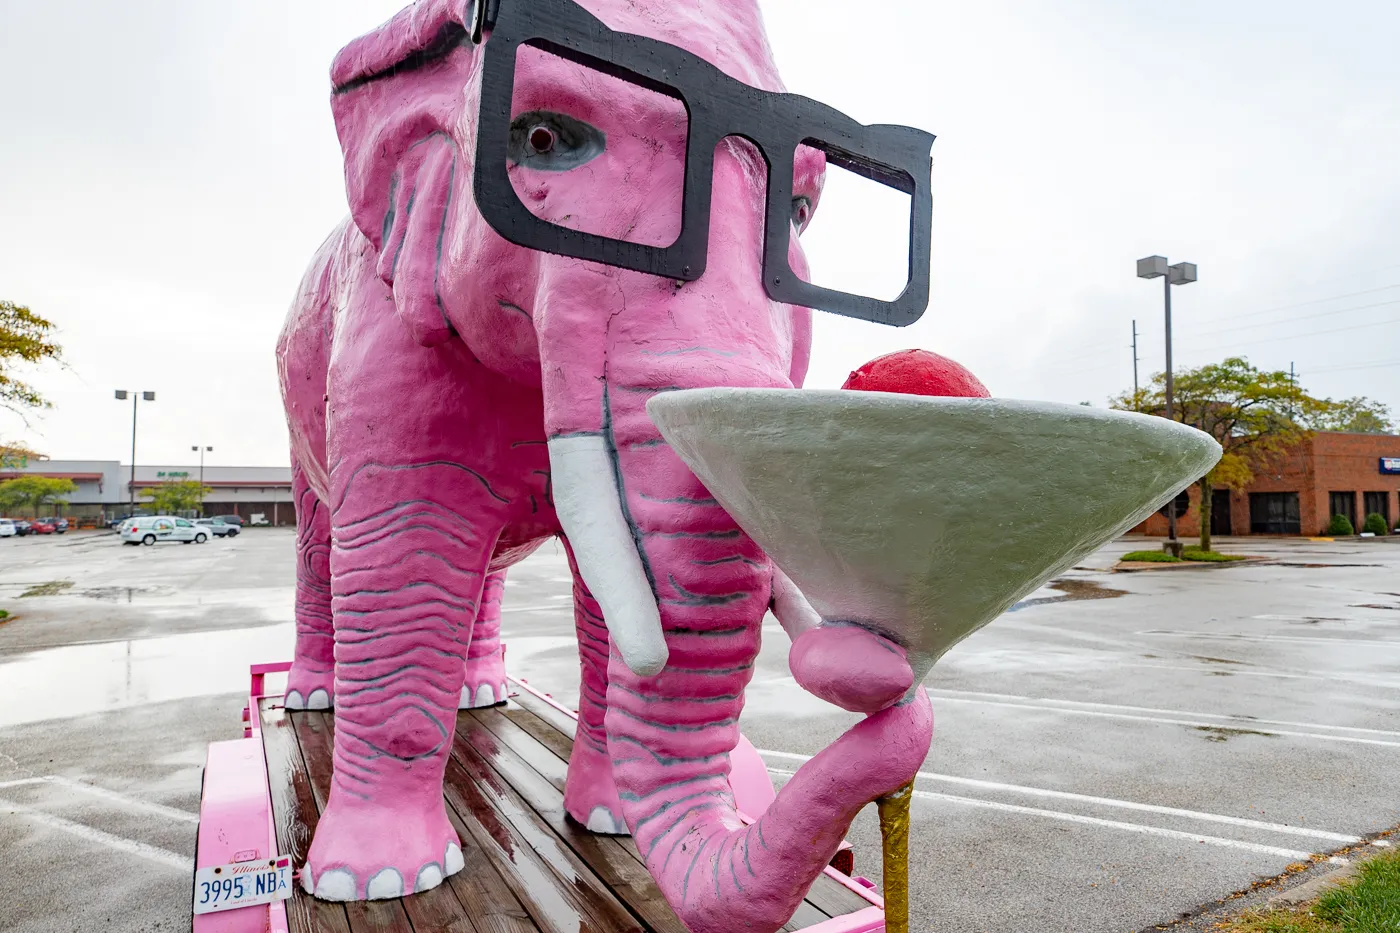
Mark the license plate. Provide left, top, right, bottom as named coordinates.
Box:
left=193, top=857, right=293, bottom=915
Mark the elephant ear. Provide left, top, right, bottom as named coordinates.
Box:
left=330, top=0, right=477, bottom=348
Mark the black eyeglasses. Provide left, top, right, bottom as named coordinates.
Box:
left=469, top=0, right=935, bottom=327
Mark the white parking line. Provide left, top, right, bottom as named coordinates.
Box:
left=0, top=776, right=199, bottom=823
left=925, top=688, right=1400, bottom=738
left=1121, top=663, right=1400, bottom=691
left=1141, top=631, right=1400, bottom=648
left=758, top=750, right=1359, bottom=844
left=0, top=798, right=191, bottom=870
left=920, top=692, right=1400, bottom=748
left=765, top=769, right=1315, bottom=860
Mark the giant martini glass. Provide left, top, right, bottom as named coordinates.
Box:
left=647, top=389, right=1221, bottom=932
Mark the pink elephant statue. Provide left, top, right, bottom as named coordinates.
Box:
left=276, top=0, right=932, bottom=929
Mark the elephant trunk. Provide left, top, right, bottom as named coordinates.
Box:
left=561, top=365, right=931, bottom=933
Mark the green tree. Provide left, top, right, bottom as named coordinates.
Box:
left=1305, top=396, right=1394, bottom=434
left=0, top=475, right=77, bottom=517
left=1, top=300, right=63, bottom=415
left=1111, top=357, right=1388, bottom=552
left=140, top=480, right=212, bottom=515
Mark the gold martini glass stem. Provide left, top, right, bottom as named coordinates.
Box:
left=877, top=779, right=914, bottom=933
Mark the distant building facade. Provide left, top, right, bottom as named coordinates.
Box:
left=0, top=460, right=294, bottom=525
left=1133, top=431, right=1400, bottom=537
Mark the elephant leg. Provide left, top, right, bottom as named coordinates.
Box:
left=459, top=570, right=508, bottom=709
left=561, top=541, right=628, bottom=835
left=286, top=459, right=334, bottom=710
left=302, top=460, right=502, bottom=902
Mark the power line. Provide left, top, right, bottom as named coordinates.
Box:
left=1177, top=316, right=1400, bottom=351
left=1192, top=282, right=1400, bottom=326
left=1180, top=298, right=1400, bottom=340
left=1303, top=357, right=1400, bottom=375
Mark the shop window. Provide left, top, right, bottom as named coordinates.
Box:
left=1249, top=492, right=1300, bottom=534
left=1159, top=490, right=1190, bottom=518
left=1328, top=491, right=1357, bottom=527
left=1363, top=491, right=1390, bottom=525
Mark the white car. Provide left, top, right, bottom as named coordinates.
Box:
left=121, top=516, right=209, bottom=546
left=0, top=519, right=15, bottom=538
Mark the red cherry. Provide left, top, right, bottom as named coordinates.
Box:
left=841, top=349, right=990, bottom=398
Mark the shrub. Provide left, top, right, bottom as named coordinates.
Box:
left=1362, top=512, right=1389, bottom=536
left=1325, top=513, right=1355, bottom=536
left=1121, top=550, right=1182, bottom=563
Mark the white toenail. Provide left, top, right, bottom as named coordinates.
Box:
left=415, top=862, right=443, bottom=894
left=475, top=684, right=496, bottom=707
left=314, top=868, right=356, bottom=901
left=366, top=868, right=403, bottom=900
left=299, top=867, right=314, bottom=894
left=306, top=688, right=331, bottom=710
left=285, top=690, right=305, bottom=710
left=445, top=842, right=465, bottom=875
left=586, top=807, right=626, bottom=835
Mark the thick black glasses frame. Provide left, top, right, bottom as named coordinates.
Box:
left=470, top=0, right=935, bottom=327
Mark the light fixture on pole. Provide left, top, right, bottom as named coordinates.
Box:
left=191, top=445, right=213, bottom=515
left=115, top=390, right=156, bottom=519
left=1136, top=255, right=1198, bottom=557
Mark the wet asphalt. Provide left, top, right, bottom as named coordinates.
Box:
left=0, top=529, right=1397, bottom=932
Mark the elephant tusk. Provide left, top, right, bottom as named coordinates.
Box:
left=548, top=435, right=669, bottom=677
left=770, top=566, right=821, bottom=640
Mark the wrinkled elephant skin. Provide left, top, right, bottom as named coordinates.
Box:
left=276, top=0, right=927, bottom=927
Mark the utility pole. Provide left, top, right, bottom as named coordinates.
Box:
left=1136, top=256, right=1198, bottom=557
left=1131, top=319, right=1140, bottom=396
left=115, top=390, right=156, bottom=518
left=1289, top=362, right=1296, bottom=421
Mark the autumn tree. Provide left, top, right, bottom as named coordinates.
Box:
left=0, top=441, right=45, bottom=470
left=140, top=480, right=213, bottom=515
left=0, top=475, right=77, bottom=518
left=1112, top=357, right=1389, bottom=552
left=1, top=300, right=63, bottom=415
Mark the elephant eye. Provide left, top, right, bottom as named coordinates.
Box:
left=791, top=196, right=812, bottom=233
left=508, top=110, right=606, bottom=172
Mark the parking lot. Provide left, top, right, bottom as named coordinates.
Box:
left=1, top=528, right=1397, bottom=932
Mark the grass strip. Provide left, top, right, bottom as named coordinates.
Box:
left=1121, top=550, right=1183, bottom=563
left=1218, top=848, right=1400, bottom=932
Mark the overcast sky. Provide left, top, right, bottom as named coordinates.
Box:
left=2, top=0, right=1397, bottom=468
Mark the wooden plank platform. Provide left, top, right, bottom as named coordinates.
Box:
left=261, top=688, right=878, bottom=933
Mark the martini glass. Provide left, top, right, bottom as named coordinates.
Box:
left=647, top=389, right=1222, bottom=932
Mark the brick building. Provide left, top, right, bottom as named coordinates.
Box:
left=1133, top=431, right=1400, bottom=537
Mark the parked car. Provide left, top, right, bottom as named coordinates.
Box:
left=29, top=520, right=56, bottom=535
left=12, top=519, right=32, bottom=536
left=37, top=517, right=69, bottom=534
left=211, top=514, right=244, bottom=527
left=195, top=517, right=240, bottom=537
left=120, top=516, right=209, bottom=546
left=0, top=519, right=15, bottom=538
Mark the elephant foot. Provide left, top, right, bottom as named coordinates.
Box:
left=459, top=647, right=508, bottom=709
left=789, top=623, right=913, bottom=713
left=285, top=666, right=334, bottom=710
left=302, top=796, right=463, bottom=901
left=564, top=739, right=628, bottom=835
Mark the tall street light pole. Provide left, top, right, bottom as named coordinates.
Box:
left=115, top=390, right=156, bottom=518
left=1136, top=256, right=1198, bottom=556
left=192, top=445, right=212, bottom=515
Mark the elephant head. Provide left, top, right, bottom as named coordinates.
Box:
left=329, top=1, right=931, bottom=929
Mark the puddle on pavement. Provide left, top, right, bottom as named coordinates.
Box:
left=0, top=627, right=580, bottom=729
left=0, top=624, right=296, bottom=727
left=75, top=585, right=177, bottom=602
left=1006, top=578, right=1128, bottom=612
